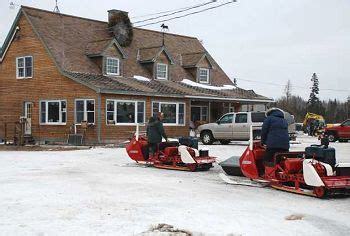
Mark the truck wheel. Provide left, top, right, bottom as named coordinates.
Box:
left=201, top=131, right=214, bottom=145
left=327, top=133, right=338, bottom=142
left=219, top=140, right=230, bottom=145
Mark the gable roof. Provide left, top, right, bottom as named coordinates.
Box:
left=85, top=38, right=127, bottom=58
left=181, top=52, right=214, bottom=68
left=0, top=6, right=272, bottom=103
left=0, top=10, right=22, bottom=62
left=137, top=45, right=174, bottom=64
left=13, top=6, right=233, bottom=85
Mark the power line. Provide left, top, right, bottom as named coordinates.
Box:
left=135, top=1, right=235, bottom=28
left=131, top=1, right=216, bottom=20
left=133, top=1, right=215, bottom=24
left=235, top=77, right=349, bottom=92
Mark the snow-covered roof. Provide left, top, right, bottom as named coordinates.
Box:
left=181, top=79, right=236, bottom=90
left=133, top=75, right=151, bottom=82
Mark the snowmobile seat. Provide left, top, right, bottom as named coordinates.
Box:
left=163, top=147, right=178, bottom=157
left=284, top=158, right=303, bottom=174
left=158, top=141, right=179, bottom=151
left=305, top=146, right=336, bottom=168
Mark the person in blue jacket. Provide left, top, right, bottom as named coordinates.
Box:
left=261, top=108, right=290, bottom=167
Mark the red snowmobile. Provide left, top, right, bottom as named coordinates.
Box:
left=126, top=134, right=216, bottom=171
left=220, top=127, right=350, bottom=198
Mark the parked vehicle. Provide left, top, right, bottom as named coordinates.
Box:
left=198, top=112, right=265, bottom=144
left=324, top=119, right=350, bottom=142
left=303, top=112, right=326, bottom=135
left=198, top=111, right=296, bottom=144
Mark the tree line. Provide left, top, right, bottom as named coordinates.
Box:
left=271, top=73, right=349, bottom=123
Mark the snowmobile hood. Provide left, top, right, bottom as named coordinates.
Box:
left=266, top=108, right=284, bottom=118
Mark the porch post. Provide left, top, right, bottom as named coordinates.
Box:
left=97, top=92, right=102, bottom=143
left=208, top=101, right=211, bottom=123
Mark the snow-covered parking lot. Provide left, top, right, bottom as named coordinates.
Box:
left=1, top=135, right=350, bottom=235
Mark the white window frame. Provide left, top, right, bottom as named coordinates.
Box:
left=156, top=63, right=168, bottom=80
left=152, top=101, right=186, bottom=126
left=106, top=99, right=146, bottom=126
left=75, top=99, right=95, bottom=125
left=16, top=56, right=33, bottom=79
left=198, top=68, right=210, bottom=84
left=39, top=100, right=67, bottom=125
left=106, top=57, right=120, bottom=76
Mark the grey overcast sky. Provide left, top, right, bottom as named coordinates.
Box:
left=1, top=0, right=349, bottom=101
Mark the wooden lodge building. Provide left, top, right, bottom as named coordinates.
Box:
left=0, top=6, right=272, bottom=144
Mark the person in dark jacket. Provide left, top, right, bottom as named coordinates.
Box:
left=261, top=108, right=290, bottom=167
left=146, top=112, right=168, bottom=157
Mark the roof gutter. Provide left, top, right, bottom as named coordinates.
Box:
left=185, top=95, right=274, bottom=103
left=99, top=88, right=185, bottom=98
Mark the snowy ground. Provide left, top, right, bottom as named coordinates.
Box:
left=0, top=135, right=350, bottom=235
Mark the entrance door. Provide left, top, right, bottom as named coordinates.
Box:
left=191, top=107, right=201, bottom=122
left=24, top=102, right=33, bottom=135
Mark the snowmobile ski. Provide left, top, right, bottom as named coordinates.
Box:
left=219, top=173, right=269, bottom=188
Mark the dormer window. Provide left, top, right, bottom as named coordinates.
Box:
left=199, top=68, right=210, bottom=84
left=106, top=57, right=120, bottom=76
left=156, top=63, right=168, bottom=80
left=16, top=56, right=33, bottom=79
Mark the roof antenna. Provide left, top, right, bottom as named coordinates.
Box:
left=161, top=24, right=169, bottom=46
left=9, top=2, right=19, bottom=9
left=53, top=0, right=60, bottom=13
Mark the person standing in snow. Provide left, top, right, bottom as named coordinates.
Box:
left=261, top=108, right=290, bottom=170
left=146, top=112, right=168, bottom=157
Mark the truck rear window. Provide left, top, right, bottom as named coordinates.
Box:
left=251, top=112, right=266, bottom=122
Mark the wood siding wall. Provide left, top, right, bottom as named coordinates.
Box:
left=0, top=15, right=191, bottom=144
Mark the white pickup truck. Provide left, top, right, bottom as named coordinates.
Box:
left=198, top=111, right=296, bottom=144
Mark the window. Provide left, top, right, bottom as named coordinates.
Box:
left=106, top=100, right=145, bottom=125
left=152, top=102, right=185, bottom=125
left=75, top=99, right=95, bottom=124
left=156, top=63, right=168, bottom=79
left=235, top=113, right=248, bottom=123
left=106, top=57, right=120, bottom=75
left=16, top=56, right=33, bottom=79
left=40, top=100, right=66, bottom=124
left=191, top=106, right=208, bottom=122
left=219, top=114, right=233, bottom=124
left=251, top=112, right=266, bottom=122
left=342, top=120, right=350, bottom=127
left=199, top=68, right=209, bottom=83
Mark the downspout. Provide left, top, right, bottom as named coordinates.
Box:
left=97, top=90, right=102, bottom=144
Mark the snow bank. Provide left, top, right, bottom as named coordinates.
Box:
left=133, top=75, right=151, bottom=82
left=0, top=135, right=349, bottom=235
left=181, top=79, right=236, bottom=90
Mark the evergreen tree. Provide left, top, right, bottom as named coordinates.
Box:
left=307, top=73, right=321, bottom=113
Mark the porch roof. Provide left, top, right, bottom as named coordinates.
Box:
left=64, top=71, right=273, bottom=103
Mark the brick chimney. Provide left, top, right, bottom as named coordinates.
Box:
left=108, top=9, right=129, bottom=27
left=107, top=9, right=133, bottom=47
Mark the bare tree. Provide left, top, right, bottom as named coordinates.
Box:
left=284, top=79, right=292, bottom=103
